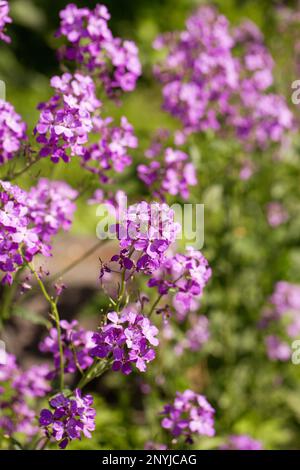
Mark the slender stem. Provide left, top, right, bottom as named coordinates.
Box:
left=76, top=358, right=112, bottom=390
left=116, top=268, right=126, bottom=313
left=27, top=261, right=64, bottom=391
left=7, top=154, right=41, bottom=181
left=49, top=239, right=109, bottom=283
left=148, top=294, right=164, bottom=318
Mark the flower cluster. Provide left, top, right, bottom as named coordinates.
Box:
left=232, top=21, right=293, bottom=148
left=149, top=247, right=212, bottom=320
left=57, top=4, right=141, bottom=96
left=0, top=1, right=11, bottom=43
left=154, top=6, right=292, bottom=148
left=220, top=434, right=263, bottom=450
left=91, top=311, right=159, bottom=375
left=83, top=116, right=137, bottom=183
left=153, top=6, right=238, bottom=138
left=34, top=73, right=101, bottom=163
left=27, top=178, right=78, bottom=243
left=108, top=201, right=180, bottom=274
left=0, top=354, right=50, bottom=439
left=0, top=179, right=77, bottom=284
left=138, top=147, right=197, bottom=200
left=39, top=320, right=94, bottom=376
left=161, top=390, right=215, bottom=442
left=0, top=100, right=27, bottom=165
left=261, top=282, right=300, bottom=361
left=0, top=181, right=46, bottom=285
left=39, top=389, right=96, bottom=449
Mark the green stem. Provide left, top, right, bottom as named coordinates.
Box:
left=27, top=261, right=64, bottom=391
left=148, top=294, right=163, bottom=318
left=0, top=269, right=24, bottom=329
left=77, top=358, right=112, bottom=390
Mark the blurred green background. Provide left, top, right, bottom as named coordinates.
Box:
left=1, top=0, right=300, bottom=450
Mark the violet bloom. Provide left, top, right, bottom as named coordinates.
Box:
left=91, top=310, right=159, bottom=375
left=83, top=116, right=137, bottom=183
left=265, top=335, right=291, bottom=362
left=149, top=246, right=212, bottom=320
left=108, top=201, right=180, bottom=275
left=184, top=315, right=210, bottom=352
left=57, top=4, right=141, bottom=96
left=27, top=178, right=78, bottom=243
left=0, top=354, right=50, bottom=440
left=154, top=6, right=293, bottom=149
left=39, top=320, right=94, bottom=376
left=161, top=390, right=215, bottom=443
left=34, top=73, right=101, bottom=163
left=144, top=441, right=167, bottom=450
left=0, top=100, right=27, bottom=164
left=13, top=364, right=51, bottom=398
left=39, top=389, right=96, bottom=449
left=0, top=181, right=47, bottom=285
left=220, top=434, right=263, bottom=450
left=0, top=1, right=11, bottom=43
left=266, top=202, right=288, bottom=227
left=138, top=147, right=197, bottom=200
left=261, top=282, right=300, bottom=359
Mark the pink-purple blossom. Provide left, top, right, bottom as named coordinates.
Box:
left=0, top=354, right=50, bottom=439
left=266, top=202, right=289, bottom=227
left=39, top=320, right=94, bottom=376
left=0, top=1, right=11, bottom=43
left=91, top=310, right=159, bottom=375
left=57, top=4, right=141, bottom=96
left=39, top=389, right=96, bottom=449
left=149, top=247, right=212, bottom=320
left=161, top=390, right=215, bottom=443
left=83, top=116, right=137, bottom=182
left=0, top=100, right=27, bottom=165
left=154, top=6, right=293, bottom=149
left=220, top=434, right=263, bottom=450
left=108, top=201, right=180, bottom=275
left=27, top=178, right=78, bottom=243
left=138, top=147, right=197, bottom=200
left=34, top=73, right=101, bottom=163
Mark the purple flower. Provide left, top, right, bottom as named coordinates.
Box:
left=27, top=178, right=78, bottom=243
left=0, top=354, right=50, bottom=439
left=161, top=390, right=215, bottom=443
left=39, top=320, right=94, bottom=376
left=154, top=6, right=293, bottom=149
left=220, top=434, right=263, bottom=450
left=261, top=282, right=300, bottom=360
left=183, top=315, right=210, bottom=352
left=138, top=147, right=197, bottom=201
left=39, top=389, right=96, bottom=448
left=0, top=179, right=77, bottom=284
left=0, top=181, right=45, bottom=284
left=83, top=116, right=137, bottom=182
left=91, top=310, right=159, bottom=374
left=34, top=73, right=101, bottom=163
left=266, top=202, right=288, bottom=227
left=0, top=1, right=11, bottom=43
left=0, top=100, right=27, bottom=164
left=57, top=4, right=141, bottom=96
left=149, top=246, right=211, bottom=320
left=265, top=335, right=291, bottom=362
left=107, top=201, right=180, bottom=275
left=13, top=364, right=51, bottom=398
